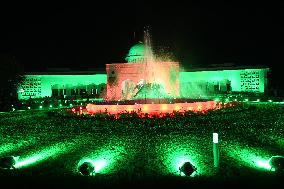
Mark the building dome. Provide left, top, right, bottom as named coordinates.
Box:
left=125, top=42, right=150, bottom=63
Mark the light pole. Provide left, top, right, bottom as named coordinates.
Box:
left=213, top=133, right=219, bottom=168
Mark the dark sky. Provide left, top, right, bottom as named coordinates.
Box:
left=0, top=2, right=283, bottom=73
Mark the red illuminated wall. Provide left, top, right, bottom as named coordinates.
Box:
left=106, top=62, right=179, bottom=101
left=86, top=101, right=218, bottom=115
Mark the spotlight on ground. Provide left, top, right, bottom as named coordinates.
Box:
left=0, top=156, right=19, bottom=169
left=179, top=162, right=197, bottom=176
left=268, top=156, right=284, bottom=172
left=79, top=161, right=95, bottom=176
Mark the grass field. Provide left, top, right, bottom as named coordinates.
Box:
left=0, top=103, right=283, bottom=188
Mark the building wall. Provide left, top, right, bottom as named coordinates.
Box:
left=106, top=62, right=179, bottom=101
left=18, top=68, right=269, bottom=100
left=179, top=68, right=269, bottom=97
left=18, top=74, right=107, bottom=100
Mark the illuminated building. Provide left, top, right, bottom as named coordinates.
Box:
left=18, top=43, right=269, bottom=100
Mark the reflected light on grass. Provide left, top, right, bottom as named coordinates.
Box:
left=15, top=142, right=75, bottom=168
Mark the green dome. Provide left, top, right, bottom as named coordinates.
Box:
left=125, top=42, right=150, bottom=63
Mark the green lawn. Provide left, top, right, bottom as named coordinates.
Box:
left=0, top=103, right=283, bottom=188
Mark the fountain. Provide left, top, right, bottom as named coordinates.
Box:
left=86, top=29, right=218, bottom=116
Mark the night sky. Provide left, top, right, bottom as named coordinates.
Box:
left=0, top=2, right=283, bottom=77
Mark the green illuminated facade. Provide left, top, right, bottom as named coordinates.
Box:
left=18, top=72, right=107, bottom=100
left=18, top=67, right=269, bottom=100
left=179, top=67, right=269, bottom=98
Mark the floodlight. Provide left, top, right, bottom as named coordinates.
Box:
left=79, top=162, right=95, bottom=176
left=179, top=162, right=196, bottom=176
left=269, top=156, right=284, bottom=172
left=0, top=156, right=19, bottom=169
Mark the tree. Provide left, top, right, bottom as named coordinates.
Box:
left=0, top=54, right=25, bottom=110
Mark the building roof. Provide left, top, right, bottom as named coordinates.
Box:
left=181, top=65, right=270, bottom=72
left=24, top=67, right=106, bottom=75
left=125, top=42, right=153, bottom=63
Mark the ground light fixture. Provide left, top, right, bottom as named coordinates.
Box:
left=0, top=156, right=19, bottom=169
left=79, top=161, right=95, bottom=176
left=179, top=161, right=197, bottom=176
left=268, top=155, right=284, bottom=172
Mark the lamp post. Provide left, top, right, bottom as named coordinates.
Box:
left=213, top=133, right=219, bottom=168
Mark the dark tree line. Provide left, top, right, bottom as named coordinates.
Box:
left=0, top=54, right=25, bottom=111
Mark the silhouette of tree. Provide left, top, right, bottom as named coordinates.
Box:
left=0, top=54, right=25, bottom=110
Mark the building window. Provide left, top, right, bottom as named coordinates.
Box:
left=80, top=89, right=86, bottom=95
left=214, top=85, right=219, bottom=92
left=22, top=77, right=42, bottom=97
left=71, top=89, right=79, bottom=95
left=240, top=70, right=260, bottom=92
left=58, top=89, right=67, bottom=96
left=226, top=83, right=231, bottom=92
left=52, top=89, right=59, bottom=96
left=91, top=88, right=98, bottom=95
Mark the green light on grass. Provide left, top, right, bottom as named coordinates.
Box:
left=234, top=99, right=237, bottom=101
left=15, top=142, right=75, bottom=168
left=268, top=99, right=272, bottom=102
left=59, top=104, right=62, bottom=107
left=255, top=159, right=271, bottom=170
left=244, top=99, right=248, bottom=102
left=0, top=143, right=20, bottom=156
left=15, top=154, right=44, bottom=168
left=28, top=107, right=31, bottom=110
left=77, top=144, right=126, bottom=174
left=225, top=98, right=229, bottom=102
left=156, top=139, right=213, bottom=177
left=225, top=145, right=271, bottom=171
left=0, top=140, right=36, bottom=156
left=39, top=106, right=42, bottom=109
left=160, top=147, right=202, bottom=177
left=214, top=98, right=219, bottom=102
left=49, top=105, right=52, bottom=108
left=70, top=104, right=73, bottom=107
